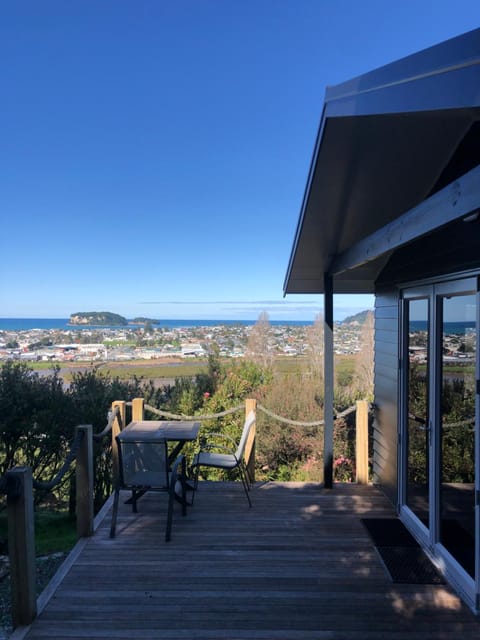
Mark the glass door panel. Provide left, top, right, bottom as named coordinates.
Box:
left=406, top=298, right=430, bottom=524
left=439, top=294, right=476, bottom=578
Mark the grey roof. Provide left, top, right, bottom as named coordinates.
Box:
left=284, top=28, right=480, bottom=294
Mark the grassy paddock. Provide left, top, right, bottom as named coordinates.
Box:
left=101, top=362, right=208, bottom=379
left=273, top=354, right=357, bottom=375
left=25, top=360, right=209, bottom=381
left=24, top=362, right=60, bottom=371
left=25, top=356, right=359, bottom=382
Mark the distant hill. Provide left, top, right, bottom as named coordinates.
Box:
left=69, top=312, right=128, bottom=326
left=341, top=310, right=372, bottom=325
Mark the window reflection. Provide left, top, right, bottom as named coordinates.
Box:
left=406, top=298, right=429, bottom=523
left=440, top=294, right=476, bottom=578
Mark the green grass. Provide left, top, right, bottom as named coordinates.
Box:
left=26, top=360, right=209, bottom=380
left=0, top=509, right=77, bottom=556
left=26, top=355, right=360, bottom=382
left=273, top=355, right=357, bottom=376
left=273, top=357, right=308, bottom=374
left=25, top=362, right=60, bottom=371
left=104, top=363, right=208, bottom=379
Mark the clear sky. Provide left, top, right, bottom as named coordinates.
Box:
left=2, top=1, right=479, bottom=322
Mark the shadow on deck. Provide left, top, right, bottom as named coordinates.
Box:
left=13, top=482, right=480, bottom=639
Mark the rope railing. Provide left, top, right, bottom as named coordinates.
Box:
left=31, top=406, right=122, bottom=491
left=0, top=407, right=120, bottom=501
left=1, top=421, right=98, bottom=627
left=443, top=417, right=475, bottom=430
left=335, top=404, right=359, bottom=420
left=0, top=398, right=365, bottom=491
left=32, top=430, right=85, bottom=491
left=141, top=397, right=371, bottom=489
left=408, top=411, right=475, bottom=430
left=256, top=403, right=324, bottom=427
left=144, top=402, right=359, bottom=427
left=0, top=400, right=362, bottom=498
left=144, top=403, right=244, bottom=421
left=92, top=405, right=121, bottom=441
left=256, top=403, right=357, bottom=427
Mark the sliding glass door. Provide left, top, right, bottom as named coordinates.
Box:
left=401, top=278, right=479, bottom=606
left=404, top=295, right=430, bottom=525
left=438, top=292, right=476, bottom=578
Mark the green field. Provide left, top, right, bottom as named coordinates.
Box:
left=25, top=355, right=358, bottom=383
left=98, top=362, right=209, bottom=380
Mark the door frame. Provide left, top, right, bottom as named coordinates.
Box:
left=399, top=275, right=479, bottom=611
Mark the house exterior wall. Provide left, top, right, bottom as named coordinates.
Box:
left=372, top=287, right=399, bottom=506
left=372, top=207, right=480, bottom=507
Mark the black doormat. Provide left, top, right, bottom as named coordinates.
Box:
left=362, top=517, right=419, bottom=547
left=361, top=518, right=445, bottom=585
left=440, top=519, right=475, bottom=579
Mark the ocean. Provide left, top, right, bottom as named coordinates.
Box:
left=0, top=318, right=312, bottom=331
left=410, top=320, right=476, bottom=334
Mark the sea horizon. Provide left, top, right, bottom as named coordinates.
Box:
left=0, top=317, right=315, bottom=331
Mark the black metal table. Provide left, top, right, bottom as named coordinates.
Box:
left=120, top=420, right=201, bottom=464
left=118, top=420, right=201, bottom=504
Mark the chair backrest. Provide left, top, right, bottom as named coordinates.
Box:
left=234, top=410, right=256, bottom=462
left=116, top=435, right=169, bottom=489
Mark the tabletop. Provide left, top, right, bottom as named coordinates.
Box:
left=119, top=420, right=201, bottom=443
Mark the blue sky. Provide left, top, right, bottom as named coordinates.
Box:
left=2, top=1, right=479, bottom=322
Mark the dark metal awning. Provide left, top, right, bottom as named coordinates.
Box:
left=284, top=28, right=480, bottom=295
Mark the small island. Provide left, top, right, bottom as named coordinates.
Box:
left=69, top=312, right=128, bottom=326
left=130, top=317, right=160, bottom=325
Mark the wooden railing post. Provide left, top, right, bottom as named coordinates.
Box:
left=355, top=400, right=369, bottom=484
left=244, top=398, right=256, bottom=483
left=132, top=397, right=144, bottom=421
left=76, top=425, right=94, bottom=538
left=7, top=466, right=37, bottom=627
left=111, top=401, right=126, bottom=488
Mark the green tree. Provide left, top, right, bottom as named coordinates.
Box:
left=0, top=362, right=73, bottom=490
left=68, top=367, right=145, bottom=509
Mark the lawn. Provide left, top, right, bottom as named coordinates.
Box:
left=0, top=509, right=76, bottom=556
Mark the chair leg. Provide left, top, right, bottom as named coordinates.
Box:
left=239, top=464, right=252, bottom=508
left=165, top=489, right=174, bottom=542
left=132, top=489, right=138, bottom=513
left=166, top=454, right=188, bottom=541
left=244, top=465, right=254, bottom=489
left=110, top=488, right=120, bottom=538
left=180, top=457, right=187, bottom=516
left=190, top=463, right=200, bottom=505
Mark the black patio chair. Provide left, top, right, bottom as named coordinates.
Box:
left=190, top=410, right=256, bottom=507
left=110, top=434, right=187, bottom=542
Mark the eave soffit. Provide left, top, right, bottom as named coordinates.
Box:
left=284, top=28, right=480, bottom=296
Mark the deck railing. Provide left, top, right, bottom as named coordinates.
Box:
left=1, top=423, right=97, bottom=627
left=0, top=397, right=370, bottom=629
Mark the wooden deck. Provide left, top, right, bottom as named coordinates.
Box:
left=14, top=482, right=480, bottom=639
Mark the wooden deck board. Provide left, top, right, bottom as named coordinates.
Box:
left=16, top=482, right=480, bottom=639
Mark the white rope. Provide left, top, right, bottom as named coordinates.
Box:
left=144, top=403, right=244, bottom=421
left=93, top=405, right=120, bottom=441
left=143, top=402, right=359, bottom=427
left=256, top=403, right=357, bottom=427
left=256, top=404, right=324, bottom=427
